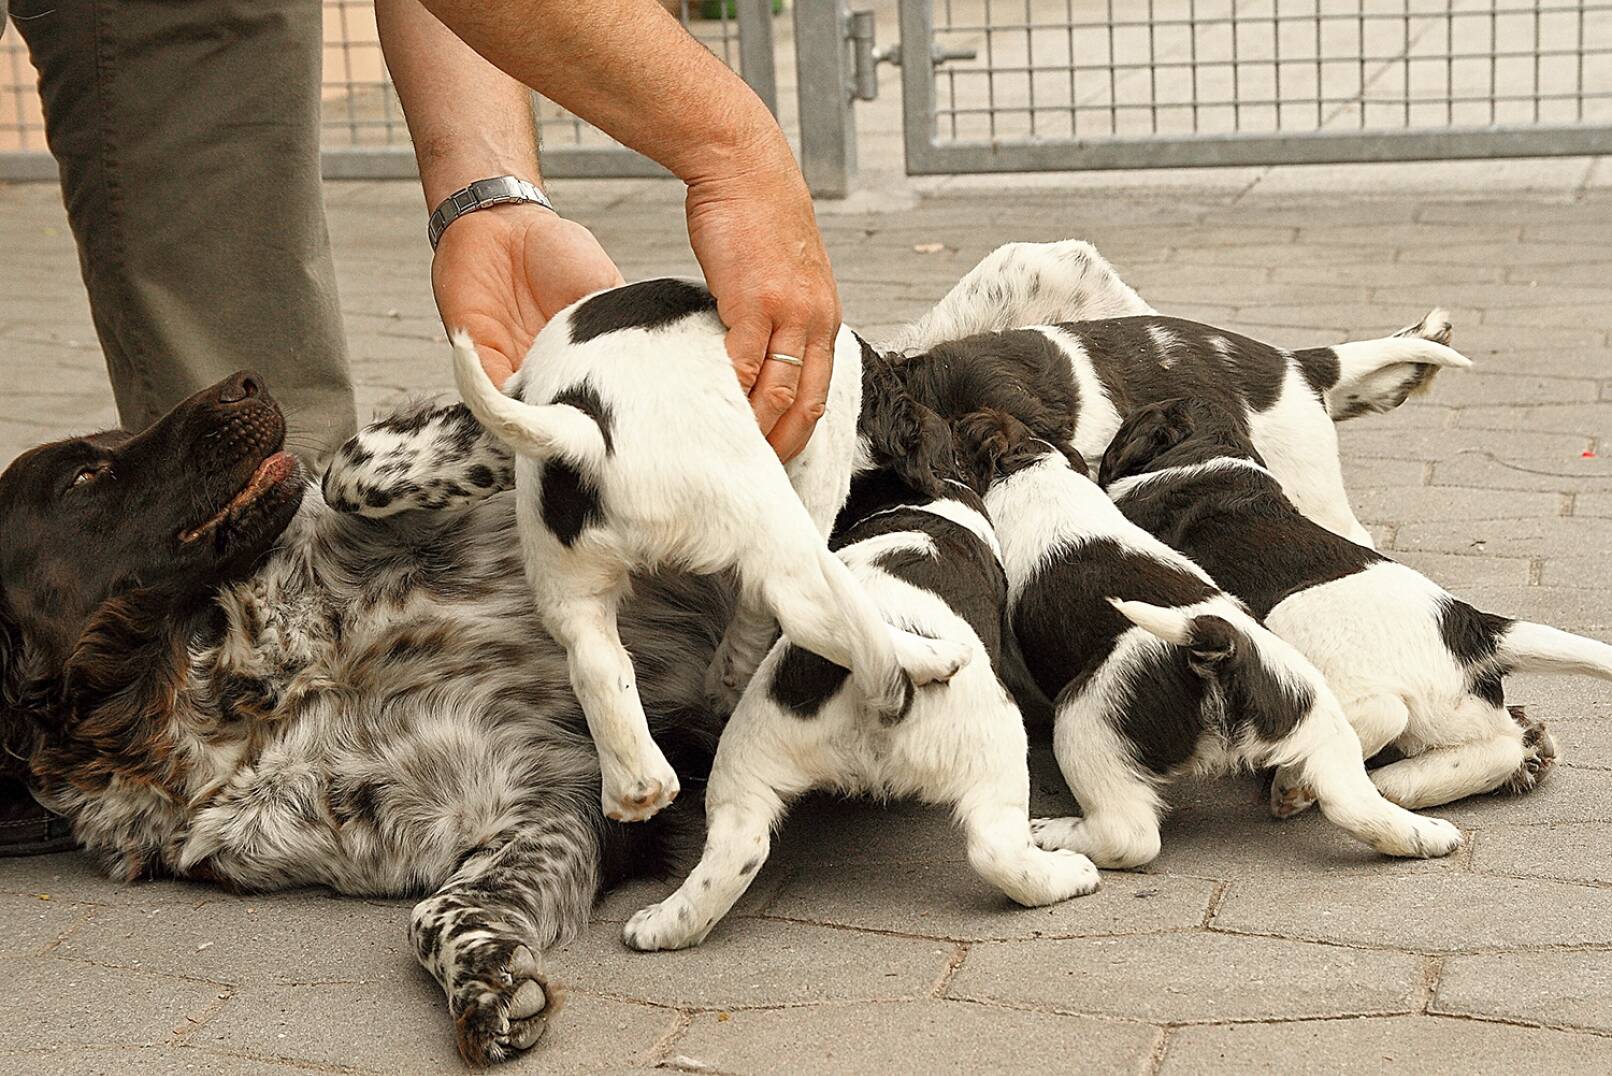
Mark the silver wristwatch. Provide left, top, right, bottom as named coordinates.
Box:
left=427, top=176, right=553, bottom=249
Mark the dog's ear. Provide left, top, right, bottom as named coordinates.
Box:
left=1098, top=399, right=1195, bottom=487
left=859, top=355, right=958, bottom=497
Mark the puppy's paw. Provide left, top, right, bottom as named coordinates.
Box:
left=1030, top=815, right=1085, bottom=853
left=1502, top=706, right=1558, bottom=796
left=622, top=898, right=709, bottom=952
left=601, top=752, right=681, bottom=823
left=890, top=628, right=972, bottom=686
left=1372, top=812, right=1463, bottom=859
left=450, top=944, right=557, bottom=1065
left=1269, top=767, right=1318, bottom=819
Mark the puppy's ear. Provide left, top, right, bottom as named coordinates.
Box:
left=1098, top=399, right=1195, bottom=487
left=956, top=408, right=1028, bottom=489
left=859, top=353, right=958, bottom=496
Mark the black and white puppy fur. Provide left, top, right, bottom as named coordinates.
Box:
left=446, top=280, right=970, bottom=823
left=959, top=408, right=1462, bottom=869
left=1102, top=397, right=1612, bottom=812
left=623, top=392, right=1099, bottom=952
left=895, top=307, right=1470, bottom=549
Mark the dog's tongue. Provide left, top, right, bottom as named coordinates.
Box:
left=178, top=451, right=296, bottom=543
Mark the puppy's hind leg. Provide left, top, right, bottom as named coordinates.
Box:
left=1271, top=693, right=1410, bottom=819
left=1034, top=703, right=1167, bottom=870
left=623, top=709, right=806, bottom=951
left=1279, top=703, right=1462, bottom=858
left=958, top=786, right=1100, bottom=907
left=547, top=581, right=680, bottom=823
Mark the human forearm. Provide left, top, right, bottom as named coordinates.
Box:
left=416, top=0, right=791, bottom=185
left=375, top=0, right=542, bottom=208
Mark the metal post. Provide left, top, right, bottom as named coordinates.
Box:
left=736, top=0, right=779, bottom=117
left=793, top=0, right=857, bottom=198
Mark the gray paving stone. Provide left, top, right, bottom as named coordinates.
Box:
left=671, top=999, right=1160, bottom=1076
left=4, top=1047, right=327, bottom=1076
left=1470, top=822, right=1612, bottom=885
left=1214, top=874, right=1612, bottom=952
left=1394, top=514, right=1612, bottom=561
left=200, top=980, right=676, bottom=1074
left=1348, top=486, right=1562, bottom=525
left=1430, top=766, right=1612, bottom=828
left=1338, top=455, right=1428, bottom=490
left=550, top=918, right=953, bottom=1010
left=1159, top=1014, right=1612, bottom=1075
left=1334, top=425, right=1586, bottom=464
left=1436, top=949, right=1612, bottom=1033
left=949, top=932, right=1421, bottom=1023
left=0, top=892, right=90, bottom=957
left=1431, top=452, right=1612, bottom=494
left=1453, top=402, right=1612, bottom=438
left=55, top=894, right=413, bottom=986
left=1383, top=550, right=1530, bottom=589
left=0, top=957, right=227, bottom=1051
left=765, top=857, right=1216, bottom=942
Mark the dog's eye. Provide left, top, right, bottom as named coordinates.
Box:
left=70, top=463, right=108, bottom=489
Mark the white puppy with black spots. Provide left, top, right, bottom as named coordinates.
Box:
left=623, top=399, right=1098, bottom=952
left=959, top=408, right=1462, bottom=869
left=1102, top=396, right=1612, bottom=812
left=449, top=279, right=971, bottom=822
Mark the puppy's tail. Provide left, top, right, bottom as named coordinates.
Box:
left=451, top=330, right=609, bottom=470
left=1498, top=620, right=1612, bottom=682
left=1295, top=309, right=1472, bottom=422
left=1109, top=599, right=1242, bottom=673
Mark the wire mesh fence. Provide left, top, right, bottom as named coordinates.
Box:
left=1, top=1, right=752, bottom=168
left=923, top=0, right=1612, bottom=145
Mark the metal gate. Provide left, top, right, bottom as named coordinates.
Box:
left=0, top=0, right=776, bottom=182
left=896, top=0, right=1612, bottom=173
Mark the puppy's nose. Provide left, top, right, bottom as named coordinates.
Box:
left=217, top=372, right=261, bottom=405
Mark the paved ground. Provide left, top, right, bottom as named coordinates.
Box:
left=3, top=155, right=1612, bottom=1074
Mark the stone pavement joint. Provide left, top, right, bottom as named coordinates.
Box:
left=3, top=159, right=1612, bottom=1074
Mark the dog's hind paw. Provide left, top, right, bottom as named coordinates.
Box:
left=1502, top=706, right=1558, bottom=796
left=601, top=751, right=681, bottom=823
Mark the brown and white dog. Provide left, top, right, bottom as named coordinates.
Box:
left=0, top=372, right=730, bottom=1064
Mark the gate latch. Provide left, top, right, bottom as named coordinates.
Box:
left=849, top=10, right=977, bottom=102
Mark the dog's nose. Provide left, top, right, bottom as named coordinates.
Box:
left=217, top=372, right=261, bottom=405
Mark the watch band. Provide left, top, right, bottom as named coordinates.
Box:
left=428, top=176, right=553, bottom=249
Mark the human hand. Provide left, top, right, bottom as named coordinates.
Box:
left=685, top=143, right=841, bottom=462
left=432, top=204, right=624, bottom=387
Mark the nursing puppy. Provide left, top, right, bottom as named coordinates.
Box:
left=448, top=280, right=968, bottom=822
left=1102, top=397, right=1612, bottom=812
left=622, top=396, right=1098, bottom=953
left=899, top=309, right=1470, bottom=547
left=960, top=409, right=1461, bottom=868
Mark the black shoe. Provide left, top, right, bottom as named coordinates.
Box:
left=0, top=777, right=77, bottom=857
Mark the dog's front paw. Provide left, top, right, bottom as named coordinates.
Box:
left=450, top=944, right=556, bottom=1066
left=622, top=898, right=708, bottom=952
left=1375, top=813, right=1463, bottom=860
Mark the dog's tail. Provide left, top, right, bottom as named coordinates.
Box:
left=451, top=330, right=610, bottom=470
left=1294, top=308, right=1472, bottom=422
left=1109, top=599, right=1244, bottom=672
left=1498, top=620, right=1612, bottom=682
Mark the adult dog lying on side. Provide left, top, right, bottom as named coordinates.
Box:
left=958, top=408, right=1462, bottom=868
left=1101, top=397, right=1612, bottom=812
left=0, top=373, right=730, bottom=1064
